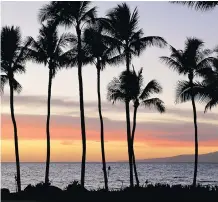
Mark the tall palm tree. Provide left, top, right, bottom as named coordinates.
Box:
left=83, top=24, right=124, bottom=190
left=171, top=1, right=218, bottom=11
left=160, top=38, right=215, bottom=187
left=107, top=67, right=165, bottom=186
left=27, top=23, right=72, bottom=185
left=38, top=1, right=97, bottom=187
left=102, top=3, right=167, bottom=187
left=1, top=26, right=31, bottom=192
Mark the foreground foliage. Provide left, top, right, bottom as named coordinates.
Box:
left=2, top=182, right=218, bottom=202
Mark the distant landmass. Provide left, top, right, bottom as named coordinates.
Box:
left=136, top=151, right=218, bottom=163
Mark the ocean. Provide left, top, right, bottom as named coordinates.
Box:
left=1, top=162, right=218, bottom=192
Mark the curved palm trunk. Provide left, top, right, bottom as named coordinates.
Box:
left=9, top=79, right=21, bottom=192
left=97, top=67, right=108, bottom=191
left=125, top=48, right=134, bottom=187
left=131, top=105, right=139, bottom=186
left=191, top=95, right=198, bottom=187
left=77, top=26, right=86, bottom=187
left=45, top=68, right=52, bottom=185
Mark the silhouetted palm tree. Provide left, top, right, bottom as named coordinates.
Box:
left=38, top=1, right=97, bottom=187
left=83, top=23, right=124, bottom=190
left=107, top=67, right=165, bottom=186
left=1, top=26, right=31, bottom=192
left=103, top=3, right=167, bottom=187
left=160, top=38, right=215, bottom=187
left=180, top=48, right=218, bottom=112
left=27, top=23, right=72, bottom=185
left=172, top=1, right=218, bottom=11
left=131, top=67, right=165, bottom=186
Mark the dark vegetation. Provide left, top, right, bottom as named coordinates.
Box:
left=2, top=182, right=218, bottom=202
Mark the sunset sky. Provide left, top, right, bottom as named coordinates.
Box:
left=1, top=1, right=218, bottom=162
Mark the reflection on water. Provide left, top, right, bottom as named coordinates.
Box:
left=1, top=162, right=218, bottom=192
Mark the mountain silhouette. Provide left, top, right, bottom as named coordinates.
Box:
left=137, top=151, right=218, bottom=163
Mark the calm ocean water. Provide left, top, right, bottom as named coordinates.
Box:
left=1, top=162, right=218, bottom=192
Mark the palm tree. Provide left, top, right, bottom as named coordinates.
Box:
left=181, top=49, right=218, bottom=112
left=27, top=23, right=72, bottom=185
left=102, top=3, right=167, bottom=187
left=1, top=26, right=31, bottom=192
left=131, top=67, right=165, bottom=186
left=160, top=38, right=215, bottom=187
left=171, top=1, right=218, bottom=11
left=38, top=1, right=97, bottom=187
left=107, top=67, right=165, bottom=186
left=83, top=23, right=124, bottom=190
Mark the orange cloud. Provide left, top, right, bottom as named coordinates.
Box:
left=1, top=113, right=218, bottom=162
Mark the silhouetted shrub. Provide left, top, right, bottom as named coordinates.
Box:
left=65, top=180, right=88, bottom=193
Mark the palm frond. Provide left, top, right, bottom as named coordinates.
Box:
left=106, top=52, right=125, bottom=66
left=142, top=98, right=165, bottom=113
left=107, top=77, right=126, bottom=103
left=57, top=33, right=77, bottom=49
left=80, top=6, right=97, bottom=24
left=140, top=36, right=167, bottom=48
left=184, top=37, right=204, bottom=64
left=140, top=80, right=163, bottom=100
left=131, top=36, right=167, bottom=56
left=175, top=80, right=208, bottom=104
left=205, top=97, right=218, bottom=112
left=195, top=66, right=213, bottom=78
left=11, top=78, right=22, bottom=94
left=38, top=1, right=74, bottom=27
left=13, top=64, right=26, bottom=74
left=171, top=1, right=218, bottom=11
left=0, top=75, right=9, bottom=94
left=27, top=36, right=47, bottom=65
left=175, top=80, right=192, bottom=104
left=130, top=7, right=139, bottom=32
left=57, top=48, right=77, bottom=68
left=196, top=57, right=215, bottom=71
left=160, top=56, right=183, bottom=73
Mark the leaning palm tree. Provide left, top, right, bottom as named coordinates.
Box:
left=83, top=24, right=124, bottom=190
left=38, top=1, right=97, bottom=187
left=102, top=3, right=167, bottom=187
left=27, top=23, right=72, bottom=185
left=1, top=26, right=31, bottom=192
left=107, top=67, right=165, bottom=186
left=160, top=37, right=215, bottom=187
left=171, top=1, right=218, bottom=11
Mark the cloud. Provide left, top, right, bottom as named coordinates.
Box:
left=2, top=95, right=217, bottom=122
left=2, top=113, right=218, bottom=147
left=1, top=94, right=120, bottom=111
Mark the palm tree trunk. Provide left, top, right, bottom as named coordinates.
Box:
left=45, top=68, right=52, bottom=185
left=9, top=79, right=21, bottom=192
left=125, top=100, right=134, bottom=187
left=191, top=94, right=198, bottom=187
left=97, top=67, right=108, bottom=191
left=131, top=105, right=139, bottom=186
left=77, top=25, right=86, bottom=187
left=125, top=48, right=134, bottom=187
